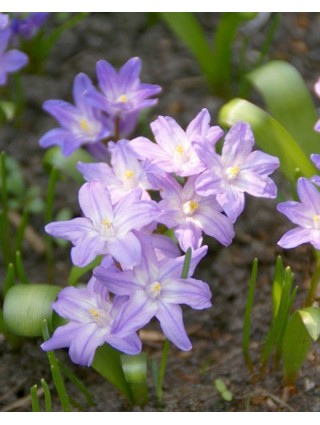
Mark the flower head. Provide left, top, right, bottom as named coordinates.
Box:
left=45, top=180, right=161, bottom=268
left=154, top=173, right=234, bottom=251
left=277, top=177, right=320, bottom=250
left=86, top=57, right=162, bottom=138
left=194, top=121, right=280, bottom=222
left=94, top=234, right=211, bottom=351
left=11, top=13, right=49, bottom=40
left=130, top=108, right=223, bottom=177
left=41, top=277, right=141, bottom=366
left=78, top=139, right=153, bottom=204
left=0, top=25, right=28, bottom=85
left=39, top=72, right=110, bottom=156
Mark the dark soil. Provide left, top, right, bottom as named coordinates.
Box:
left=1, top=12, right=320, bottom=412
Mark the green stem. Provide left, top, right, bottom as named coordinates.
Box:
left=45, top=167, right=59, bottom=283
left=156, top=339, right=170, bottom=404
left=242, top=258, right=258, bottom=373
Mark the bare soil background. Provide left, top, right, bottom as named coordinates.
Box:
left=1, top=12, right=320, bottom=412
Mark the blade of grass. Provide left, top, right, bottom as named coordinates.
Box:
left=59, top=362, right=94, bottom=407
left=42, top=320, right=71, bottom=412
left=30, top=385, right=41, bottom=412
left=156, top=339, right=170, bottom=404
left=45, top=166, right=59, bottom=282
left=0, top=152, right=12, bottom=263
left=242, top=258, right=258, bottom=373
left=15, top=251, right=29, bottom=284
left=41, top=379, right=52, bottom=412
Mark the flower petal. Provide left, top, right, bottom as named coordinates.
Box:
left=78, top=180, right=113, bottom=224
left=161, top=277, right=212, bottom=309
left=155, top=302, right=192, bottom=351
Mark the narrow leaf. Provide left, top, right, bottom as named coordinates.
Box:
left=243, top=258, right=258, bottom=372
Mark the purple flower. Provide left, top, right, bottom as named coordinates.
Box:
left=11, top=13, right=49, bottom=40
left=310, top=153, right=320, bottom=186
left=78, top=139, right=154, bottom=204
left=0, top=14, right=9, bottom=30
left=0, top=26, right=28, bottom=85
left=86, top=57, right=162, bottom=138
left=314, top=79, right=320, bottom=132
left=45, top=180, right=161, bottom=268
left=130, top=108, right=223, bottom=177
left=39, top=72, right=110, bottom=156
left=194, top=122, right=280, bottom=222
left=277, top=177, right=320, bottom=250
left=94, top=234, right=211, bottom=351
left=154, top=173, right=234, bottom=251
left=41, top=277, right=141, bottom=366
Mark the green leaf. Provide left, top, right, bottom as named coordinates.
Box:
left=160, top=12, right=214, bottom=85
left=92, top=344, right=133, bottom=403
left=67, top=256, right=101, bottom=286
left=272, top=256, right=285, bottom=318
left=3, top=284, right=61, bottom=337
left=247, top=60, right=320, bottom=156
left=298, top=307, right=320, bottom=342
left=282, top=309, right=315, bottom=385
left=43, top=147, right=92, bottom=183
left=219, top=98, right=317, bottom=181
left=121, top=353, right=148, bottom=406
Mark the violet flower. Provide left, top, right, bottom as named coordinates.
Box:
left=94, top=234, right=211, bottom=351
left=41, top=277, right=141, bottom=366
left=130, top=108, right=224, bottom=177
left=39, top=72, right=110, bottom=156
left=314, top=79, right=320, bottom=132
left=154, top=173, right=234, bottom=251
left=45, top=180, right=161, bottom=268
left=193, top=122, right=280, bottom=222
left=0, top=26, right=28, bottom=85
left=277, top=177, right=320, bottom=250
left=86, top=57, right=162, bottom=138
left=310, top=153, right=320, bottom=186
left=78, top=139, right=153, bottom=204
left=11, top=13, right=49, bottom=40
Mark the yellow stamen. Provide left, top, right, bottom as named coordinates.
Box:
left=313, top=214, right=320, bottom=226
left=79, top=118, right=90, bottom=132
left=175, top=144, right=184, bottom=154
left=226, top=165, right=240, bottom=180
left=183, top=200, right=199, bottom=216
left=152, top=281, right=161, bottom=295
left=89, top=308, right=100, bottom=319
left=117, top=94, right=129, bottom=103
left=124, top=169, right=134, bottom=179
left=101, top=218, right=111, bottom=227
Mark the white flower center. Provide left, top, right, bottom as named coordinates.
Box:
left=146, top=281, right=162, bottom=300
left=99, top=218, right=115, bottom=238
left=117, top=94, right=129, bottom=103
left=79, top=118, right=98, bottom=137
left=88, top=308, right=111, bottom=327
left=226, top=165, right=240, bottom=182
left=182, top=200, right=199, bottom=216
left=313, top=214, right=320, bottom=229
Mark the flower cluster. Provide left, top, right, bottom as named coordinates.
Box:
left=39, top=57, right=162, bottom=158
left=41, top=57, right=280, bottom=366
left=0, top=13, right=28, bottom=86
